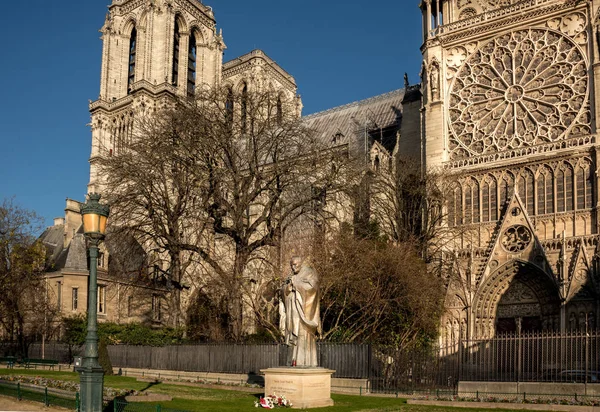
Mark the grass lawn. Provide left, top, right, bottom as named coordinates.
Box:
left=0, top=368, right=535, bottom=412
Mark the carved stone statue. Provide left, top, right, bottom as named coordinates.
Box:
left=282, top=256, right=321, bottom=367
left=430, top=63, right=440, bottom=100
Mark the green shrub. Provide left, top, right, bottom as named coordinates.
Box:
left=61, top=316, right=185, bottom=347
left=98, top=338, right=113, bottom=375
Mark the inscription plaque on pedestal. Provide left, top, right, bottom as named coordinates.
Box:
left=261, top=367, right=335, bottom=409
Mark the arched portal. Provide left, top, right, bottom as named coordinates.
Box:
left=473, top=260, right=560, bottom=337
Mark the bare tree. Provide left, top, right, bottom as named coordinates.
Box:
left=314, top=230, right=444, bottom=347
left=0, top=198, right=55, bottom=355
left=97, top=88, right=352, bottom=340
left=97, top=103, right=213, bottom=327
left=368, top=157, right=466, bottom=263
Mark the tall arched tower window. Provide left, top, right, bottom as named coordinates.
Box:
left=276, top=94, right=283, bottom=126
left=449, top=185, right=463, bottom=226
left=482, top=176, right=498, bottom=222
left=172, top=19, right=181, bottom=86
left=241, top=82, right=248, bottom=133
left=518, top=169, right=535, bottom=215
left=556, top=165, right=574, bottom=213
left=464, top=178, right=480, bottom=224
left=537, top=167, right=554, bottom=215
left=576, top=160, right=594, bottom=210
left=499, top=173, right=514, bottom=212
left=128, top=27, right=137, bottom=94
left=187, top=32, right=197, bottom=96
left=225, top=87, right=234, bottom=126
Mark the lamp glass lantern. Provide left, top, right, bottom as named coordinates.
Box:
left=81, top=193, right=110, bottom=238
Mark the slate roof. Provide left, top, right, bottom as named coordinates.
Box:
left=303, top=88, right=405, bottom=153
left=64, top=234, right=88, bottom=271
left=40, top=224, right=88, bottom=273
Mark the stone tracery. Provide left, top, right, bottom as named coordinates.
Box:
left=448, top=29, right=589, bottom=160
left=448, top=157, right=594, bottom=226
left=501, top=225, right=532, bottom=253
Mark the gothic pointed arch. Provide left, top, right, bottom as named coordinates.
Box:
left=473, top=259, right=561, bottom=336
left=126, top=24, right=138, bottom=94
left=172, top=15, right=182, bottom=86
left=187, top=30, right=197, bottom=95
left=120, top=16, right=137, bottom=37
left=464, top=177, right=480, bottom=224
left=567, top=241, right=597, bottom=302
left=448, top=181, right=463, bottom=227
left=225, top=85, right=234, bottom=125
left=517, top=168, right=535, bottom=215
left=240, top=81, right=248, bottom=132
left=479, top=191, right=554, bottom=285
left=481, top=174, right=498, bottom=222
left=575, top=157, right=594, bottom=210
left=498, top=171, right=515, bottom=211
left=536, top=165, right=554, bottom=215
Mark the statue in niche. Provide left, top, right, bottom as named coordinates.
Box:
left=460, top=319, right=467, bottom=340
left=579, top=312, right=587, bottom=331
left=430, top=62, right=440, bottom=100
left=452, top=320, right=459, bottom=343
left=569, top=312, right=577, bottom=330
left=282, top=256, right=321, bottom=367
left=589, top=312, right=596, bottom=331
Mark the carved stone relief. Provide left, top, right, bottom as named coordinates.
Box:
left=482, top=0, right=517, bottom=8
left=497, top=280, right=541, bottom=319
left=448, top=29, right=590, bottom=160
left=458, top=8, right=477, bottom=21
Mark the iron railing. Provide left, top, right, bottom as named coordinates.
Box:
left=0, top=381, right=80, bottom=410
left=457, top=330, right=600, bottom=383
left=6, top=330, right=600, bottom=391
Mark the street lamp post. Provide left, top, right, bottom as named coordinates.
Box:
left=79, top=193, right=110, bottom=412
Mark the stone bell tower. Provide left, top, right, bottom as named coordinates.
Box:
left=88, top=0, right=226, bottom=192
left=420, top=0, right=600, bottom=343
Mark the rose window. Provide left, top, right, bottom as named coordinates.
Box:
left=501, top=225, right=532, bottom=253
left=448, top=29, right=589, bottom=160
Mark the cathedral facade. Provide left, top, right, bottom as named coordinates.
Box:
left=418, top=0, right=600, bottom=343
left=78, top=0, right=600, bottom=338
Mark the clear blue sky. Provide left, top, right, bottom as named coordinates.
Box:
left=0, top=0, right=424, bottom=228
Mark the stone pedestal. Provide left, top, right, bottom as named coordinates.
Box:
left=261, top=367, right=335, bottom=409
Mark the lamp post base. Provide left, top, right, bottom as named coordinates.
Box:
left=78, top=365, right=104, bottom=412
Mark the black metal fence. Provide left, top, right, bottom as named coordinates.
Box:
left=457, top=330, right=600, bottom=383
left=5, top=330, right=599, bottom=390
left=0, top=381, right=79, bottom=410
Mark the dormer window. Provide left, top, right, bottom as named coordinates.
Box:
left=127, top=28, right=137, bottom=94
left=187, top=32, right=197, bottom=96
left=332, top=131, right=343, bottom=144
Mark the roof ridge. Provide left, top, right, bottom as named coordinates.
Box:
left=222, top=49, right=295, bottom=82
left=303, top=88, right=405, bottom=119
